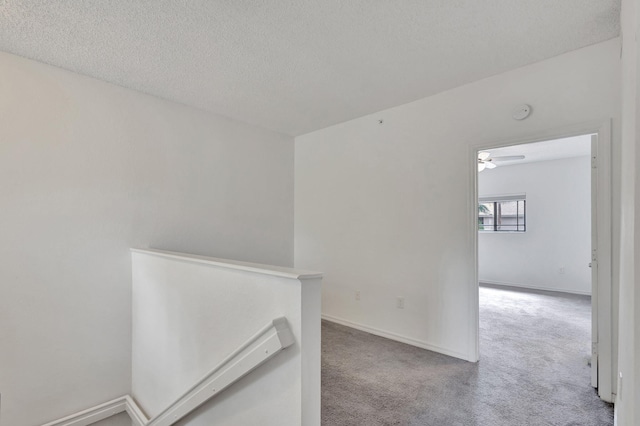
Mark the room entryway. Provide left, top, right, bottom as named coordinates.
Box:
left=473, top=127, right=614, bottom=406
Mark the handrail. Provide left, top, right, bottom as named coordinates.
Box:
left=41, top=317, right=295, bottom=426
left=143, top=317, right=295, bottom=426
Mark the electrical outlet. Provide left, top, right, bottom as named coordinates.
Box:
left=559, top=267, right=565, bottom=274
left=355, top=290, right=361, bottom=301
left=397, top=297, right=405, bottom=309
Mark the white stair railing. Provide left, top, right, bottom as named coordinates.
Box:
left=41, top=317, right=295, bottom=426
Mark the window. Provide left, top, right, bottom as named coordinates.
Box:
left=478, top=195, right=526, bottom=232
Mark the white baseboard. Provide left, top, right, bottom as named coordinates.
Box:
left=40, top=397, right=129, bottom=426
left=321, top=314, right=471, bottom=361
left=124, top=395, right=149, bottom=426
left=479, top=279, right=591, bottom=296
left=40, top=395, right=148, bottom=426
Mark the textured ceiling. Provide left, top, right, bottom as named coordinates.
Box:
left=0, top=1, right=620, bottom=136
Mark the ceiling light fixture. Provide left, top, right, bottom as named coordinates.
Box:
left=478, top=151, right=525, bottom=172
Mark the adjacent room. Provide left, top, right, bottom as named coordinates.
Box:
left=477, top=135, right=612, bottom=423
left=477, top=135, right=593, bottom=297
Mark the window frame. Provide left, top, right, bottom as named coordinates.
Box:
left=478, top=194, right=526, bottom=233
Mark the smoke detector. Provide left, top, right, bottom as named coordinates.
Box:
left=512, top=104, right=532, bottom=120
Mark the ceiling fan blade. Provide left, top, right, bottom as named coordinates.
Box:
left=485, top=161, right=497, bottom=169
left=478, top=162, right=486, bottom=172
left=478, top=151, right=491, bottom=161
left=492, top=155, right=525, bottom=161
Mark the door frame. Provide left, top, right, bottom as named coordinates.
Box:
left=468, top=119, right=613, bottom=402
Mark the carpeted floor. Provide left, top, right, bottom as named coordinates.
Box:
left=321, top=285, right=614, bottom=425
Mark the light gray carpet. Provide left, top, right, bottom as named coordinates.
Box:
left=321, top=285, right=614, bottom=425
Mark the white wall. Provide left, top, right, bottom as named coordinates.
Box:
left=0, top=52, right=294, bottom=426
left=131, top=250, right=321, bottom=426
left=295, top=39, right=621, bottom=362
left=616, top=0, right=639, bottom=423
left=478, top=156, right=592, bottom=295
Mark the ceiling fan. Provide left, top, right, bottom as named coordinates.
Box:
left=478, top=151, right=525, bottom=172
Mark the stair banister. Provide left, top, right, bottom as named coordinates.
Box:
left=40, top=317, right=295, bottom=426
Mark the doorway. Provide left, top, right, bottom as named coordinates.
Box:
left=470, top=123, right=613, bottom=403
